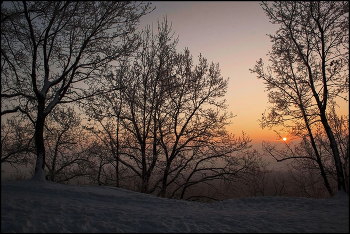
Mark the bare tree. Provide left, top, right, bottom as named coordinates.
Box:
left=250, top=1, right=349, bottom=193
left=270, top=170, right=287, bottom=196
left=1, top=115, right=35, bottom=167
left=83, top=115, right=125, bottom=187
left=151, top=47, right=232, bottom=197
left=83, top=18, right=265, bottom=201
left=1, top=1, right=153, bottom=180
left=43, top=106, right=95, bottom=184
left=286, top=162, right=333, bottom=198
left=84, top=18, right=179, bottom=192
left=262, top=109, right=349, bottom=197
left=238, top=155, right=271, bottom=197
left=326, top=107, right=349, bottom=193
left=171, top=147, right=264, bottom=201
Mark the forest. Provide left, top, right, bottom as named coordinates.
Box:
left=1, top=1, right=349, bottom=202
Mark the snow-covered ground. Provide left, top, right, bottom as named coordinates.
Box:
left=1, top=179, right=349, bottom=233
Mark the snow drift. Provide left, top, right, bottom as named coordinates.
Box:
left=1, top=179, right=348, bottom=233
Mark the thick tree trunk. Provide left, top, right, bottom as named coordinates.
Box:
left=141, top=175, right=149, bottom=193
left=33, top=109, right=47, bottom=181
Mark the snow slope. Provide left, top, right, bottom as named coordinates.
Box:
left=1, top=179, right=349, bottom=233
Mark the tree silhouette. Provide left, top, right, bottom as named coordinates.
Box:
left=1, top=1, right=153, bottom=180
left=1, top=115, right=35, bottom=167
left=44, top=106, right=94, bottom=183
left=250, top=1, right=349, bottom=194
left=82, top=18, right=261, bottom=201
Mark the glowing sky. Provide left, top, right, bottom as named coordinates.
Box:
left=137, top=1, right=349, bottom=153
left=138, top=2, right=283, bottom=144
left=2, top=2, right=346, bottom=168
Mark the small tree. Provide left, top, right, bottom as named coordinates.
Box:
left=1, top=115, right=35, bottom=167
left=1, top=1, right=153, bottom=180
left=44, top=106, right=94, bottom=183
left=250, top=1, right=349, bottom=193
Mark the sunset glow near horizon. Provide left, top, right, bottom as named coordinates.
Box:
left=138, top=1, right=349, bottom=151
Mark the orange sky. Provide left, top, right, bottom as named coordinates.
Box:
left=138, top=2, right=349, bottom=167
left=139, top=2, right=280, bottom=142
left=2, top=2, right=347, bottom=171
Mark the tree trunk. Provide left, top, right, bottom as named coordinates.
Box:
left=160, top=164, right=170, bottom=197
left=299, top=98, right=334, bottom=196
left=115, top=156, right=119, bottom=187
left=140, top=145, right=149, bottom=193
left=321, top=114, right=346, bottom=193
left=115, top=118, right=120, bottom=187
left=304, top=126, right=333, bottom=196
left=33, top=102, right=47, bottom=181
left=98, top=159, right=103, bottom=186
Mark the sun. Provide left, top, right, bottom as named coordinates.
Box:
left=283, top=137, right=287, bottom=141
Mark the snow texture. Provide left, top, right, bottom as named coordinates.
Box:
left=1, top=179, right=349, bottom=233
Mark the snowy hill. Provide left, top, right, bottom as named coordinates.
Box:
left=1, top=179, right=349, bottom=233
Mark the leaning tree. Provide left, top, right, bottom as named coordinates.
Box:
left=250, top=1, right=349, bottom=194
